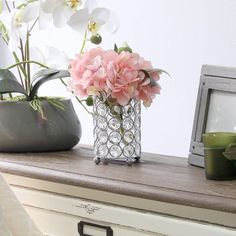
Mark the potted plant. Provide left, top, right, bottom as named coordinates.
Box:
left=0, top=0, right=117, bottom=152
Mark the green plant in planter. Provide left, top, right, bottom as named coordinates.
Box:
left=0, top=67, right=82, bottom=152
left=0, top=68, right=71, bottom=116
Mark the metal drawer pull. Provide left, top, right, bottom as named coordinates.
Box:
left=78, top=221, right=113, bottom=236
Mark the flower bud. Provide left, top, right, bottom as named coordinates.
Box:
left=90, top=34, right=102, bottom=45
left=86, top=96, right=93, bottom=106
left=118, top=46, right=132, bottom=53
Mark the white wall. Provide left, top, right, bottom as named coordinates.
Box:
left=2, top=0, right=236, bottom=157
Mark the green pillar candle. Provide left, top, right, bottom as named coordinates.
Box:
left=202, top=132, right=236, bottom=180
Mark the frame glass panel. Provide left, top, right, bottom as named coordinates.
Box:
left=206, top=90, right=236, bottom=132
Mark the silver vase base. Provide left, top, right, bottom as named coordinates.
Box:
left=94, top=156, right=141, bottom=166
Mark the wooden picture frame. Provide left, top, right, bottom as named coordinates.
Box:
left=188, top=65, right=236, bottom=167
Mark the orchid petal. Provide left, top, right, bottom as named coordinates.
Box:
left=58, top=52, right=70, bottom=69
left=8, top=37, right=18, bottom=52
left=0, top=10, right=12, bottom=29
left=44, top=46, right=69, bottom=69
left=104, top=10, right=119, bottom=33
left=38, top=9, right=52, bottom=30
left=84, top=0, right=98, bottom=13
left=16, top=24, right=27, bottom=41
left=41, top=0, right=63, bottom=13
left=91, top=7, right=110, bottom=25
left=30, top=47, right=46, bottom=65
left=30, top=47, right=47, bottom=73
left=67, top=8, right=90, bottom=32
left=30, top=46, right=69, bottom=70
left=44, top=45, right=61, bottom=59
left=53, top=4, right=74, bottom=28
left=10, top=10, right=27, bottom=42
left=22, top=2, right=39, bottom=23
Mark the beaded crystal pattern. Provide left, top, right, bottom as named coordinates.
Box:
left=93, top=96, right=141, bottom=165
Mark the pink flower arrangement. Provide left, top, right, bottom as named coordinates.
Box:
left=68, top=47, right=162, bottom=107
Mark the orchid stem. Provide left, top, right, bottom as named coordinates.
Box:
left=16, top=66, right=24, bottom=89
left=75, top=96, right=93, bottom=115
left=29, top=17, right=38, bottom=33
left=1, top=36, right=8, bottom=45
left=20, top=39, right=25, bottom=69
left=79, top=30, right=87, bottom=54
left=12, top=52, right=27, bottom=78
left=60, top=78, right=66, bottom=86
left=26, top=31, right=31, bottom=93
left=4, top=0, right=10, bottom=12
left=6, top=60, right=49, bottom=70
left=0, top=23, right=9, bottom=45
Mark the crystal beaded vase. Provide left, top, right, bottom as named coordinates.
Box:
left=93, top=96, right=141, bottom=165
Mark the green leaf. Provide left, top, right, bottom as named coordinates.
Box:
left=32, top=68, right=59, bottom=83
left=0, top=69, right=27, bottom=96
left=0, top=0, right=2, bottom=14
left=139, top=69, right=163, bottom=87
left=152, top=68, right=171, bottom=78
left=140, top=69, right=150, bottom=78
left=149, top=77, right=158, bottom=87
left=114, top=44, right=118, bottom=53
left=29, top=69, right=71, bottom=100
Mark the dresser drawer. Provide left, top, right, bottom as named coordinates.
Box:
left=11, top=186, right=236, bottom=236
left=25, top=206, right=160, bottom=236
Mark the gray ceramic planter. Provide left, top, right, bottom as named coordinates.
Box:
left=0, top=98, right=82, bottom=152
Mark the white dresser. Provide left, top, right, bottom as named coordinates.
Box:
left=0, top=146, right=235, bottom=236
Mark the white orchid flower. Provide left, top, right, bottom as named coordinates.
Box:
left=67, top=6, right=119, bottom=35
left=66, top=7, right=90, bottom=33
left=0, top=9, right=12, bottom=31
left=30, top=46, right=69, bottom=71
left=0, top=9, right=27, bottom=51
left=0, top=1, right=40, bottom=51
left=41, top=0, right=89, bottom=28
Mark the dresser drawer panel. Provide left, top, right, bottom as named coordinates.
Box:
left=12, top=186, right=236, bottom=236
left=26, top=206, right=161, bottom=236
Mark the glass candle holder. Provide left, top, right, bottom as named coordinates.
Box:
left=93, top=96, right=141, bottom=165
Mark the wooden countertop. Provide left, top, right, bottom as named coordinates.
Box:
left=0, top=146, right=235, bottom=214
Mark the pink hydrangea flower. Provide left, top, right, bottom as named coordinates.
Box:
left=68, top=47, right=162, bottom=107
